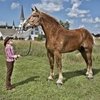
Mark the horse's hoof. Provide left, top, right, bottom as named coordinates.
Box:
left=86, top=72, right=89, bottom=76
left=56, top=80, right=63, bottom=85
left=48, top=76, right=54, bottom=81
left=56, top=83, right=62, bottom=88
left=87, top=76, right=93, bottom=79
left=47, top=79, right=53, bottom=82
left=87, top=75, right=93, bottom=79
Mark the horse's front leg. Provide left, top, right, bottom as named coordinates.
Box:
left=54, top=51, right=63, bottom=85
left=47, top=50, right=54, bottom=80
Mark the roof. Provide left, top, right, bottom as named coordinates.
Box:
left=0, top=28, right=18, bottom=36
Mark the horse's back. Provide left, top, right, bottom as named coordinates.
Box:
left=62, top=28, right=94, bottom=51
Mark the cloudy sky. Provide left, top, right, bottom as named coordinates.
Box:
left=0, top=0, right=100, bottom=34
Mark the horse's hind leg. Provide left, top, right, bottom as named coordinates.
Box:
left=47, top=50, right=54, bottom=80
left=85, top=48, right=93, bottom=79
left=79, top=47, right=93, bottom=79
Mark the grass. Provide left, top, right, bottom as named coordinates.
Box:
left=0, top=40, right=100, bottom=100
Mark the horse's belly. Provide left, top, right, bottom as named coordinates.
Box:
left=61, top=42, right=81, bottom=53
left=61, top=48, right=77, bottom=53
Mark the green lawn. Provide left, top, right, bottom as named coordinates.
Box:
left=0, top=40, right=100, bottom=100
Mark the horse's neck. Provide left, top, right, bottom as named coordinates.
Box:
left=41, top=16, right=61, bottom=39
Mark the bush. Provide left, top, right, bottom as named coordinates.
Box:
left=35, top=34, right=45, bottom=41
left=0, top=36, right=3, bottom=40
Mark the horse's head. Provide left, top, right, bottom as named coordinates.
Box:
left=23, top=7, right=41, bottom=30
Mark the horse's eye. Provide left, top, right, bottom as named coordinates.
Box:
left=32, top=15, right=39, bottom=17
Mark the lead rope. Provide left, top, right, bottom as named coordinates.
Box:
left=20, top=40, right=32, bottom=57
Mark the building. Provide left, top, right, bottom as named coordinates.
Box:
left=19, top=5, right=25, bottom=33
left=0, top=5, right=44, bottom=40
left=0, top=22, right=18, bottom=39
left=17, top=5, right=44, bottom=40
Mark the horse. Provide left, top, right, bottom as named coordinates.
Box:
left=23, top=7, right=94, bottom=85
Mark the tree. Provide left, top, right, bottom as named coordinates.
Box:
left=28, top=35, right=32, bottom=40
left=15, top=36, right=18, bottom=40
left=59, top=20, right=70, bottom=30
left=0, top=36, right=3, bottom=40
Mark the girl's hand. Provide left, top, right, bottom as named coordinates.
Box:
left=17, top=54, right=21, bottom=58
left=13, top=55, right=18, bottom=59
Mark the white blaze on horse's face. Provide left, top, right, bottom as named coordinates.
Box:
left=22, top=19, right=31, bottom=28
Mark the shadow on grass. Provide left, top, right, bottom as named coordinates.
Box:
left=14, top=76, right=39, bottom=87
left=55, top=68, right=100, bottom=83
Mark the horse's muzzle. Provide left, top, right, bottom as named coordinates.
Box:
left=23, top=23, right=32, bottom=31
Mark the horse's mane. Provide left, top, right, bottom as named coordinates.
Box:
left=41, top=12, right=60, bottom=26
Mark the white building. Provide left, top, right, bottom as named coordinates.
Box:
left=16, top=5, right=44, bottom=40
left=0, top=5, right=44, bottom=40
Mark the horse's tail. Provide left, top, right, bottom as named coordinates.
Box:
left=92, top=35, right=96, bottom=45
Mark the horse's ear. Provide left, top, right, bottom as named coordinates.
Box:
left=31, top=8, right=34, bottom=12
left=34, top=6, right=39, bottom=12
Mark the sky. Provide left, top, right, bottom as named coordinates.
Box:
left=0, top=0, right=100, bottom=34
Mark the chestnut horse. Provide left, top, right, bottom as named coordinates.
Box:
left=23, top=7, right=94, bottom=85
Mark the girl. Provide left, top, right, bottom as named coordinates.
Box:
left=4, top=37, right=20, bottom=90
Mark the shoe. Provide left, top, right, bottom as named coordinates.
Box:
left=6, top=85, right=15, bottom=90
